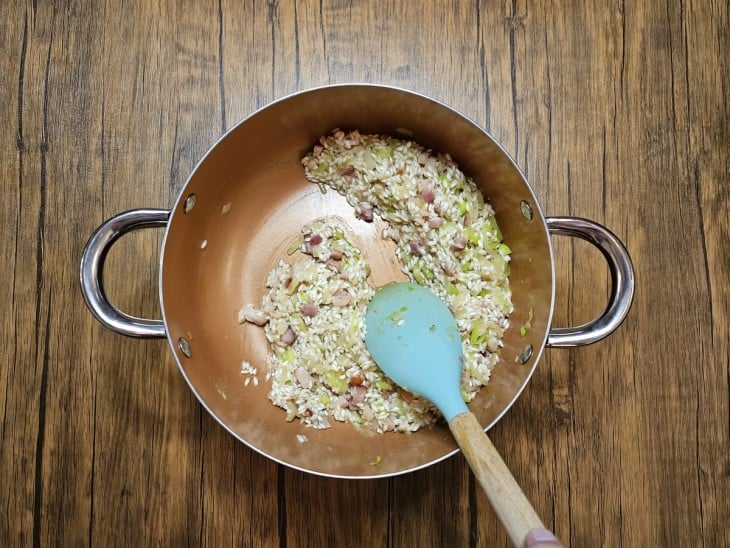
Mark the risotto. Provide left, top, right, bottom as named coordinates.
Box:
left=239, top=130, right=513, bottom=433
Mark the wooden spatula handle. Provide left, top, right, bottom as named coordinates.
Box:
left=449, top=412, right=554, bottom=547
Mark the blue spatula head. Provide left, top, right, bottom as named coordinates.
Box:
left=364, top=282, right=469, bottom=421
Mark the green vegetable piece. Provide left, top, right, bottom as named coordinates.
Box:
left=520, top=308, right=534, bottom=337
left=325, top=372, right=348, bottom=394
left=412, top=265, right=426, bottom=284
left=283, top=347, right=296, bottom=363
left=497, top=243, right=512, bottom=255
left=286, top=235, right=304, bottom=255
left=374, top=379, right=393, bottom=391
left=465, top=226, right=480, bottom=245
left=385, top=306, right=408, bottom=327
left=469, top=319, right=489, bottom=345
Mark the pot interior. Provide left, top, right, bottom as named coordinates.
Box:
left=160, top=85, right=553, bottom=477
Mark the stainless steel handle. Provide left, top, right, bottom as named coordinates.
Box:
left=546, top=217, right=635, bottom=347
left=80, top=209, right=170, bottom=338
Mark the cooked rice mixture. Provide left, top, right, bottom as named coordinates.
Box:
left=239, top=130, right=513, bottom=433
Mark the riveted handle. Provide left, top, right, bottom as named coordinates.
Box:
left=546, top=217, right=635, bottom=347
left=80, top=209, right=169, bottom=338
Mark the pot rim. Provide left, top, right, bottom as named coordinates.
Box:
left=158, top=83, right=556, bottom=479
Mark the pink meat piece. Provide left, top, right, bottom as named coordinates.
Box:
left=355, top=202, right=374, bottom=222
left=441, top=262, right=455, bottom=276
left=301, top=303, right=319, bottom=317
left=325, top=258, right=342, bottom=271
left=362, top=406, right=375, bottom=421
left=420, top=186, right=436, bottom=203
left=451, top=235, right=467, bottom=251
left=409, top=241, right=424, bottom=256
left=332, top=289, right=351, bottom=307
left=295, top=367, right=313, bottom=389
left=428, top=216, right=444, bottom=229
left=281, top=326, right=296, bottom=346
left=348, top=386, right=368, bottom=409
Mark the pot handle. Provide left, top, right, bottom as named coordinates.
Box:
left=80, top=209, right=170, bottom=338
left=545, top=217, right=635, bottom=347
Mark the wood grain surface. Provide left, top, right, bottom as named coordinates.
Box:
left=1, top=1, right=728, bottom=546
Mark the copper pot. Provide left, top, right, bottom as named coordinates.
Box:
left=80, top=84, right=634, bottom=478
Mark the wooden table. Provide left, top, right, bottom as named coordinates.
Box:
left=2, top=1, right=728, bottom=546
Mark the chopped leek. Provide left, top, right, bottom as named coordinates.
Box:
left=469, top=319, right=489, bottom=345
left=520, top=308, right=534, bottom=337
left=412, top=265, right=426, bottom=284
left=325, top=372, right=348, bottom=394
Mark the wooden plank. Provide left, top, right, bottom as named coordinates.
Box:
left=0, top=3, right=41, bottom=543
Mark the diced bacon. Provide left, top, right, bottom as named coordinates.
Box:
left=301, top=303, right=319, bottom=317
left=463, top=213, right=472, bottom=227
left=337, top=395, right=350, bottom=408
left=281, top=326, right=296, bottom=346
left=325, top=258, right=342, bottom=271
left=313, top=145, right=323, bottom=156
left=295, top=367, right=313, bottom=389
left=442, top=262, right=456, bottom=276
left=451, top=235, right=467, bottom=251
left=348, top=386, right=368, bottom=408
left=428, top=216, right=444, bottom=229
left=420, top=186, right=436, bottom=203
left=362, top=406, right=375, bottom=421
left=409, top=241, right=424, bottom=256
left=308, top=233, right=323, bottom=246
left=355, top=201, right=374, bottom=222
left=340, top=165, right=355, bottom=177
left=329, top=249, right=343, bottom=260
left=332, top=289, right=351, bottom=307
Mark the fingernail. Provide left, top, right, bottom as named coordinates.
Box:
left=524, top=528, right=562, bottom=547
